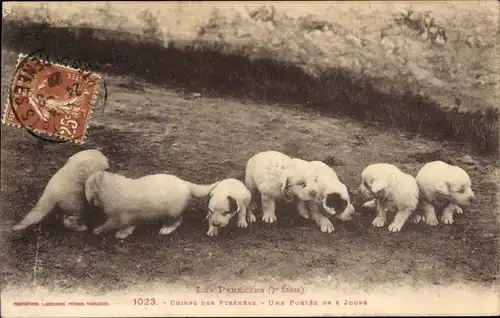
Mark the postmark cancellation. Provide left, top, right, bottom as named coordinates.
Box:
left=2, top=53, right=102, bottom=143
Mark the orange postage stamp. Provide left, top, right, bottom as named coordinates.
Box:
left=2, top=53, right=101, bottom=143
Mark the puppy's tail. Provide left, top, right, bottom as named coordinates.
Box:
left=12, top=190, right=56, bottom=231
left=187, top=181, right=220, bottom=198
left=85, top=171, right=105, bottom=206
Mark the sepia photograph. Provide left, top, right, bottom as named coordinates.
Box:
left=1, top=1, right=499, bottom=317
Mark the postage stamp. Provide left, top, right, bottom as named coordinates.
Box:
left=2, top=53, right=102, bottom=144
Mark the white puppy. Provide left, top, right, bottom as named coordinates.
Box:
left=296, top=161, right=356, bottom=233
left=205, top=178, right=252, bottom=237
left=244, top=151, right=320, bottom=224
left=12, top=149, right=110, bottom=232
left=415, top=161, right=475, bottom=226
left=85, top=171, right=219, bottom=239
left=359, top=163, right=419, bottom=232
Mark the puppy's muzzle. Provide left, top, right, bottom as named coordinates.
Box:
left=467, top=194, right=475, bottom=204
left=309, top=189, right=318, bottom=198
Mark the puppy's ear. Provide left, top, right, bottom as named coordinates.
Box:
left=280, top=171, right=290, bottom=193
left=435, top=181, right=450, bottom=196
left=371, top=179, right=388, bottom=195
left=206, top=191, right=214, bottom=208
left=228, top=196, right=240, bottom=213
left=85, top=171, right=103, bottom=206
left=280, top=171, right=294, bottom=202
left=280, top=172, right=294, bottom=202
left=325, top=193, right=348, bottom=214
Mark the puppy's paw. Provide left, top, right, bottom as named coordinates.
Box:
left=363, top=200, right=376, bottom=210
left=454, top=206, right=463, bottom=214
left=371, top=217, right=385, bottom=228
left=262, top=213, right=277, bottom=223
left=425, top=217, right=439, bottom=226
left=237, top=220, right=248, bottom=228
left=64, top=217, right=87, bottom=232
left=115, top=229, right=133, bottom=240
left=92, top=228, right=102, bottom=236
left=207, top=226, right=219, bottom=237
left=410, top=215, right=423, bottom=224
left=441, top=214, right=454, bottom=225
left=319, top=219, right=334, bottom=233
left=336, top=212, right=353, bottom=222
left=159, top=227, right=176, bottom=236
left=298, top=208, right=310, bottom=219
left=299, top=212, right=310, bottom=219
left=247, top=212, right=257, bottom=223
left=336, top=215, right=352, bottom=222
left=388, top=222, right=403, bottom=232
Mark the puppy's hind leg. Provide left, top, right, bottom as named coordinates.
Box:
left=115, top=225, right=137, bottom=239
left=309, top=202, right=334, bottom=233
left=388, top=208, right=413, bottom=232
left=62, top=200, right=87, bottom=232
left=261, top=195, right=277, bottom=224
left=159, top=217, right=183, bottom=236
left=371, top=201, right=387, bottom=228
left=93, top=216, right=121, bottom=236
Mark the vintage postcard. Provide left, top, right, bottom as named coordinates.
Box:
left=1, top=1, right=499, bottom=317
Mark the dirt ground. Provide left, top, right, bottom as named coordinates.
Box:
left=1, top=49, right=498, bottom=297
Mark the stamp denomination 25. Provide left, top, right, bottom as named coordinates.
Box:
left=2, top=53, right=102, bottom=143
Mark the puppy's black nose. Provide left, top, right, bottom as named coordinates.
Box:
left=211, top=221, right=220, bottom=227
left=309, top=190, right=318, bottom=197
